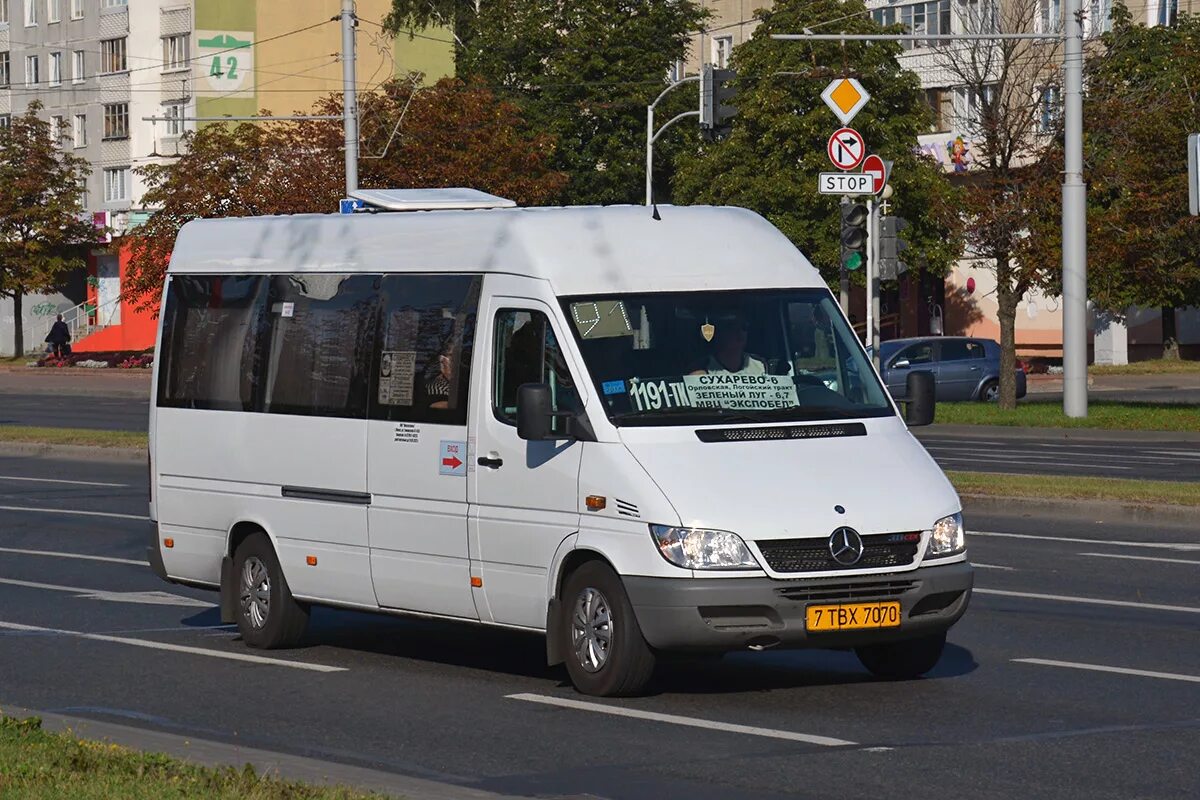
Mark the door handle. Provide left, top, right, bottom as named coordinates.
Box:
left=477, top=456, right=504, bottom=469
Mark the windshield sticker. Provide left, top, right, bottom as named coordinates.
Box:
left=602, top=379, right=626, bottom=396
left=570, top=301, right=635, bottom=339
left=627, top=374, right=800, bottom=412
left=378, top=350, right=416, bottom=406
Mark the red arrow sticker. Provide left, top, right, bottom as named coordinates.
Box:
left=439, top=440, right=467, bottom=476
left=442, top=456, right=463, bottom=470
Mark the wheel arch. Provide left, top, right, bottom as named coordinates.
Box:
left=545, top=546, right=618, bottom=666
left=220, top=518, right=278, bottom=624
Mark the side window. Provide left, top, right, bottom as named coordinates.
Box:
left=370, top=274, right=481, bottom=426
left=157, top=275, right=269, bottom=411
left=259, top=274, right=378, bottom=418
left=493, top=309, right=580, bottom=428
left=940, top=340, right=984, bottom=362
left=893, top=342, right=934, bottom=367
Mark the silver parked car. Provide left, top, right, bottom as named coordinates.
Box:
left=876, top=337, right=1027, bottom=402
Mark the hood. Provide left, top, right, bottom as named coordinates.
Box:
left=618, top=417, right=959, bottom=541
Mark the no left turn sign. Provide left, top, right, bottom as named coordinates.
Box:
left=827, top=128, right=866, bottom=171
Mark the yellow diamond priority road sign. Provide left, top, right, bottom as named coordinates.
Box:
left=821, top=78, right=870, bottom=126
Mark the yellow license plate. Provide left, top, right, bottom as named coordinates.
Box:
left=805, top=601, right=901, bottom=632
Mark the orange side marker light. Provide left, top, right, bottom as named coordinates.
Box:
left=306, top=555, right=318, bottom=566
left=470, top=576, right=483, bottom=588
left=163, top=538, right=174, bottom=549
left=586, top=495, right=607, bottom=511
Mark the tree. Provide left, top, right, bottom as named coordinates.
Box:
left=405, top=0, right=708, bottom=206
left=1025, top=5, right=1200, bottom=358
left=931, top=0, right=1062, bottom=408
left=671, top=1, right=962, bottom=310
left=125, top=78, right=566, bottom=307
left=0, top=102, right=95, bottom=356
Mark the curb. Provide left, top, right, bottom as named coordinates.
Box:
left=0, top=442, right=145, bottom=463
left=961, top=494, right=1199, bottom=529
left=0, top=705, right=539, bottom=800
left=921, top=424, right=1200, bottom=443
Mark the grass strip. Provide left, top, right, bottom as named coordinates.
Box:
left=1088, top=359, right=1200, bottom=376
left=935, top=401, right=1200, bottom=432
left=0, top=715, right=384, bottom=799
left=947, top=470, right=1200, bottom=507
left=0, top=426, right=148, bottom=449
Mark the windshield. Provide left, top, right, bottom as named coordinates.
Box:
left=560, top=290, right=894, bottom=426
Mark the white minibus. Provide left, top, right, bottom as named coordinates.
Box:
left=148, top=190, right=972, bottom=696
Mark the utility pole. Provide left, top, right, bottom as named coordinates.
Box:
left=1061, top=0, right=1087, bottom=417
left=864, top=196, right=875, bottom=359
left=645, top=76, right=700, bottom=206
left=340, top=0, right=359, bottom=195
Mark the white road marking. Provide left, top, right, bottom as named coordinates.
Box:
left=0, top=546, right=145, bottom=566
left=0, top=474, right=129, bottom=488
left=970, top=530, right=1200, bottom=552
left=975, top=588, right=1200, bottom=614
left=507, top=692, right=857, bottom=747
left=1080, top=552, right=1200, bottom=567
left=0, top=504, right=148, bottom=521
left=0, top=577, right=210, bottom=608
left=971, top=563, right=1015, bottom=571
left=0, top=620, right=346, bottom=673
left=1014, top=658, right=1200, bottom=685
left=934, top=456, right=1133, bottom=471
left=1144, top=450, right=1200, bottom=459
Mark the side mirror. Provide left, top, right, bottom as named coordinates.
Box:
left=893, top=359, right=911, bottom=369
left=517, top=383, right=555, bottom=441
left=904, top=370, right=936, bottom=427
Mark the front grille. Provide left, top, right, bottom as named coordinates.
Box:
left=695, top=422, right=866, bottom=443
left=776, top=579, right=918, bottom=603
left=756, top=532, right=920, bottom=573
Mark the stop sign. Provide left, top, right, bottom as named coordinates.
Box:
left=862, top=154, right=888, bottom=195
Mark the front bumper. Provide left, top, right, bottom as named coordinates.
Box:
left=624, top=561, right=973, bottom=652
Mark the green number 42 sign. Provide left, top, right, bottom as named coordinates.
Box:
left=196, top=32, right=254, bottom=96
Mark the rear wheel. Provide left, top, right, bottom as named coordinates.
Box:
left=234, top=533, right=308, bottom=649
left=560, top=561, right=656, bottom=697
left=979, top=379, right=999, bottom=402
left=855, top=631, right=946, bottom=679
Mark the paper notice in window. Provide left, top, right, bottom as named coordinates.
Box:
left=378, top=350, right=416, bottom=406
left=682, top=373, right=799, bottom=410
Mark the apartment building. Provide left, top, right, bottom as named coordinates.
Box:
left=685, top=0, right=1199, bottom=360
left=0, top=0, right=453, bottom=355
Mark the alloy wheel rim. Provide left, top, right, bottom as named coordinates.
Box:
left=571, top=587, right=613, bottom=673
left=240, top=556, right=271, bottom=629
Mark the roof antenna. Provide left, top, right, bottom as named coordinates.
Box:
left=651, top=203, right=661, bottom=221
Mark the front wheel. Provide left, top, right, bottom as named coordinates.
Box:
left=855, top=632, right=947, bottom=680
left=234, top=533, right=309, bottom=649
left=979, top=379, right=999, bottom=402
left=560, top=562, right=656, bottom=697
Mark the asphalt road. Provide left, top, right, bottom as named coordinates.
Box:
left=1, top=456, right=1198, bottom=799
left=0, top=392, right=149, bottom=431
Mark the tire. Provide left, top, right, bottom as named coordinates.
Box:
left=855, top=631, right=947, bottom=680
left=560, top=561, right=656, bottom=697
left=233, top=533, right=309, bottom=649
left=979, top=379, right=999, bottom=402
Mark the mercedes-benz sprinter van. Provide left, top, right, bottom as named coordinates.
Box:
left=148, top=191, right=972, bottom=696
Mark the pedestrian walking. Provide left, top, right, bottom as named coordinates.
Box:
left=45, top=314, right=71, bottom=359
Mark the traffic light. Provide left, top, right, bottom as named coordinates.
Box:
left=840, top=202, right=869, bottom=272
left=700, top=64, right=737, bottom=141
left=879, top=216, right=911, bottom=280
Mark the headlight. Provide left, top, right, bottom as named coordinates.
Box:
left=649, top=525, right=759, bottom=570
left=928, top=512, right=966, bottom=556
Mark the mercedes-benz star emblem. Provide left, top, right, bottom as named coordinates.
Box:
left=828, top=527, right=864, bottom=566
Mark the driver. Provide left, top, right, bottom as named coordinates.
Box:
left=693, top=314, right=768, bottom=376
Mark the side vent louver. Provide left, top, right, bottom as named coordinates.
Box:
left=615, top=499, right=640, bottom=518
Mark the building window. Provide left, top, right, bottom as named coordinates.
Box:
left=1039, top=86, right=1062, bottom=132
left=1148, top=0, right=1178, bottom=26
left=49, top=114, right=63, bottom=144
left=666, top=59, right=685, bottom=84
left=926, top=88, right=953, bottom=133
left=874, top=1, right=953, bottom=49
left=103, top=102, right=128, bottom=139
left=958, top=0, right=1000, bottom=34
left=163, top=103, right=186, bottom=136
left=103, top=167, right=128, bottom=203
left=0, top=53, right=9, bottom=88
left=72, top=113, right=86, bottom=148
left=1039, top=0, right=1063, bottom=32
left=47, top=0, right=60, bottom=23
left=162, top=34, right=189, bottom=72
left=24, top=54, right=38, bottom=87
left=1086, top=0, right=1112, bottom=35
left=711, top=35, right=733, bottom=69
left=24, top=0, right=36, bottom=26
left=48, top=51, right=61, bottom=85
left=0, top=1, right=8, bottom=24
left=0, top=115, right=10, bottom=129
left=100, top=37, right=127, bottom=74
left=70, top=0, right=81, bottom=19
left=72, top=50, right=84, bottom=83
left=102, top=0, right=127, bottom=7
